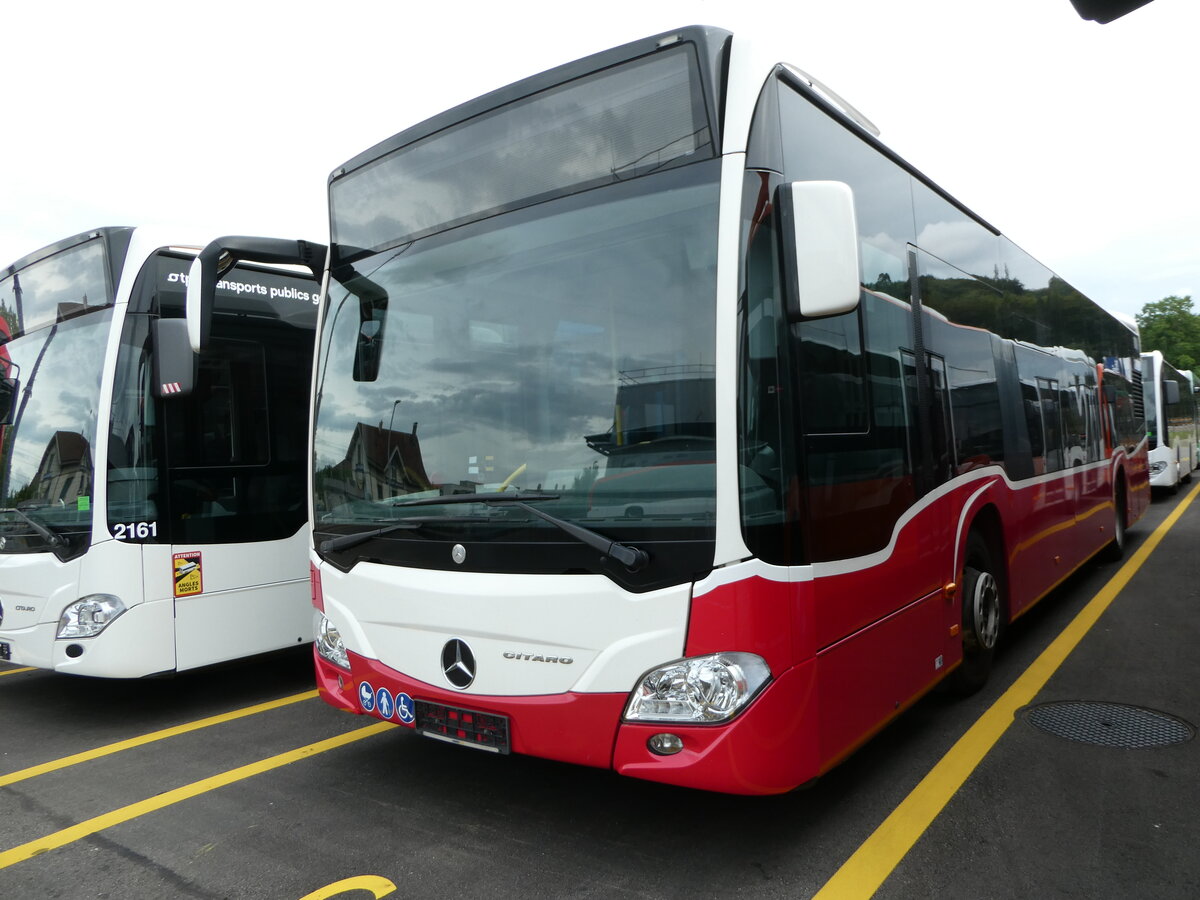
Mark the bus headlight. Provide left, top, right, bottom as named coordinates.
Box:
left=57, top=594, right=126, bottom=639
left=314, top=612, right=350, bottom=669
left=1149, top=461, right=1167, bottom=475
left=624, top=652, right=771, bottom=723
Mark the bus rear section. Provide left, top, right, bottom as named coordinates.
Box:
left=215, top=25, right=1151, bottom=793
left=0, top=227, right=322, bottom=676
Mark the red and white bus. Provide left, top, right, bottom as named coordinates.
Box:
left=194, top=26, right=1148, bottom=793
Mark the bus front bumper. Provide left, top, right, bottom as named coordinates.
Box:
left=315, top=649, right=819, bottom=795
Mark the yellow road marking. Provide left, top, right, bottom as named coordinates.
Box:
left=814, top=480, right=1200, bottom=899
left=0, top=690, right=318, bottom=788
left=300, top=875, right=398, bottom=899
left=0, top=667, right=36, bottom=678
left=0, top=721, right=395, bottom=870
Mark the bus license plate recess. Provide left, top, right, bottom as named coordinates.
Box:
left=414, top=700, right=510, bottom=754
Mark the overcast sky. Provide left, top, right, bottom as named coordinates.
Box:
left=1, top=0, right=1195, bottom=320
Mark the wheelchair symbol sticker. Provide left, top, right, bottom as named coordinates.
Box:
left=396, top=692, right=415, bottom=725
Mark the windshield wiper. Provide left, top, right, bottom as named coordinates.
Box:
left=385, top=491, right=560, bottom=507
left=509, top=501, right=649, bottom=573
left=319, top=491, right=649, bottom=572
left=0, top=507, right=66, bottom=549
left=318, top=515, right=494, bottom=553
left=316, top=493, right=560, bottom=553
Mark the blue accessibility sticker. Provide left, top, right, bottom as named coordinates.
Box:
left=358, top=680, right=376, bottom=712
left=376, top=687, right=395, bottom=720
left=395, top=692, right=416, bottom=725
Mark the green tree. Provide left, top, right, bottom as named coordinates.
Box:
left=1137, top=295, right=1200, bottom=370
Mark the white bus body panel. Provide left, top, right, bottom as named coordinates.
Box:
left=169, top=529, right=311, bottom=671
left=0, top=553, right=83, bottom=669
left=1147, top=443, right=1181, bottom=489
left=52, top=600, right=176, bottom=677
left=318, top=559, right=690, bottom=696
left=0, top=538, right=177, bottom=676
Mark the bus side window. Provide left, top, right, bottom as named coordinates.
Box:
left=739, top=177, right=798, bottom=563
left=795, top=310, right=867, bottom=434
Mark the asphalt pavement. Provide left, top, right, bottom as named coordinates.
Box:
left=1, top=485, right=1197, bottom=899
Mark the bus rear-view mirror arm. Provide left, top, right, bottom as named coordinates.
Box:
left=777, top=180, right=862, bottom=321
left=186, top=236, right=327, bottom=352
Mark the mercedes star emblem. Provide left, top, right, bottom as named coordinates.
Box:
left=441, top=638, right=476, bottom=689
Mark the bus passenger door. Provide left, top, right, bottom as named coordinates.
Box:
left=162, top=338, right=312, bottom=671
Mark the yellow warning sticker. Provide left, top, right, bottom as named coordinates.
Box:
left=173, top=551, right=203, bottom=597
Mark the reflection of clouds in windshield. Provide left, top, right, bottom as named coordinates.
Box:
left=315, top=356, right=615, bottom=472
left=3, top=313, right=109, bottom=497
left=332, top=47, right=704, bottom=253
left=316, top=165, right=719, bottom=507
left=1, top=239, right=108, bottom=334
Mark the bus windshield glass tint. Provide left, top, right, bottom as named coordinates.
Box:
left=329, top=43, right=713, bottom=262
left=0, top=237, right=112, bottom=339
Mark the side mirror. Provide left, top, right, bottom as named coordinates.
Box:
left=0, top=376, right=19, bottom=425
left=777, top=180, right=861, bottom=320
left=340, top=267, right=389, bottom=383
left=354, top=318, right=385, bottom=382
left=153, top=319, right=197, bottom=398
left=1164, top=379, right=1181, bottom=405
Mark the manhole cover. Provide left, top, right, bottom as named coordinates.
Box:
left=1023, top=701, right=1195, bottom=749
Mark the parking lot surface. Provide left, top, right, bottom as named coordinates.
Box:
left=2, top=487, right=1198, bottom=899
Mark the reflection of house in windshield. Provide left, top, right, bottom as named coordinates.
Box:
left=25, top=431, right=91, bottom=509
left=323, top=422, right=431, bottom=508
left=585, top=365, right=715, bottom=468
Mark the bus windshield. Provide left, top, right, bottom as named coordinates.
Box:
left=0, top=309, right=112, bottom=553
left=313, top=161, right=721, bottom=550
left=0, top=236, right=114, bottom=555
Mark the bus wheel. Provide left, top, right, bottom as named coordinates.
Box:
left=1102, top=482, right=1127, bottom=562
left=950, top=533, right=1002, bottom=695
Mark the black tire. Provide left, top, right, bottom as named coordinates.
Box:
left=1101, top=481, right=1127, bottom=562
left=949, top=532, right=1003, bottom=695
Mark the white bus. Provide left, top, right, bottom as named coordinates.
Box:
left=1142, top=349, right=1198, bottom=491
left=0, top=227, right=324, bottom=676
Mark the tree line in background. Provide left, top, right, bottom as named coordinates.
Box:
left=1137, top=295, right=1200, bottom=371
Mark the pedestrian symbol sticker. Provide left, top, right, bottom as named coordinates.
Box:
left=358, top=681, right=376, bottom=712
left=173, top=552, right=203, bottom=597
left=376, top=687, right=395, bottom=720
